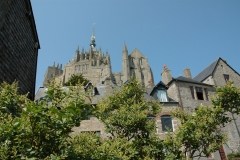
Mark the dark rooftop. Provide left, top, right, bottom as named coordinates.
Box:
left=193, top=59, right=219, bottom=82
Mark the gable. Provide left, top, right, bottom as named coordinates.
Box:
left=212, top=59, right=240, bottom=86
left=130, top=48, right=145, bottom=58
left=194, top=57, right=240, bottom=82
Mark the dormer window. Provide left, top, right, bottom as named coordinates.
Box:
left=157, top=89, right=168, bottom=102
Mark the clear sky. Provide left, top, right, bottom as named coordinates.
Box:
left=31, top=0, right=240, bottom=89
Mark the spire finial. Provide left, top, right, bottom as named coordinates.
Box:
left=90, top=23, right=96, bottom=49
left=76, top=45, right=80, bottom=53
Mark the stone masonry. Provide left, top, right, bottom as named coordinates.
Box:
left=43, top=34, right=154, bottom=89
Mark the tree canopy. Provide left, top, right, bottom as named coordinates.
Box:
left=64, top=74, right=89, bottom=86
left=0, top=80, right=240, bottom=159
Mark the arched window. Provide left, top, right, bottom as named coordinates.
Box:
left=161, top=115, right=173, bottom=132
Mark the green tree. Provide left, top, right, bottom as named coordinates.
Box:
left=0, top=82, right=93, bottom=159
left=164, top=83, right=240, bottom=159
left=95, top=79, right=163, bottom=159
left=65, top=74, right=89, bottom=86
left=165, top=106, right=227, bottom=159
left=68, top=79, right=165, bottom=160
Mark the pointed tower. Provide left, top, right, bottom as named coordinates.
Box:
left=122, top=43, right=130, bottom=83
left=75, top=46, right=80, bottom=62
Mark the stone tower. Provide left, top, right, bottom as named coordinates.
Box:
left=42, top=34, right=154, bottom=88
left=43, top=33, right=114, bottom=87
left=43, top=62, right=63, bottom=87
left=122, top=44, right=130, bottom=83
left=123, top=48, right=154, bottom=88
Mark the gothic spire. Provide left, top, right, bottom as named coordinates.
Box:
left=76, top=45, right=80, bottom=53
left=90, top=29, right=96, bottom=49
left=123, top=42, right=128, bottom=53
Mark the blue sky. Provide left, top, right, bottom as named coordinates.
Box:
left=31, top=0, right=240, bottom=89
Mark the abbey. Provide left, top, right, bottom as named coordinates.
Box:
left=43, top=34, right=154, bottom=88
left=40, top=34, right=240, bottom=160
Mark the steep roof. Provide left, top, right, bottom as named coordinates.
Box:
left=149, top=81, right=167, bottom=95
left=193, top=59, right=219, bottom=82
left=169, top=76, right=213, bottom=86
left=193, top=57, right=240, bottom=82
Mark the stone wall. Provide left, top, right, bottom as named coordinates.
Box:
left=156, top=103, right=180, bottom=137
left=213, top=59, right=240, bottom=87
left=0, top=0, right=39, bottom=100
left=177, top=82, right=215, bottom=111
left=168, top=81, right=215, bottom=112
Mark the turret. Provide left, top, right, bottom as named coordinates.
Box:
left=75, top=46, right=80, bottom=62
left=80, top=48, right=84, bottom=60
left=122, top=43, right=130, bottom=83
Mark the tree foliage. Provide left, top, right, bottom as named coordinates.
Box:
left=1, top=80, right=240, bottom=159
left=65, top=74, right=89, bottom=86
left=165, top=82, right=240, bottom=159
left=212, top=82, right=240, bottom=115
left=69, top=79, right=165, bottom=159
left=165, top=106, right=227, bottom=159
left=0, top=82, right=93, bottom=159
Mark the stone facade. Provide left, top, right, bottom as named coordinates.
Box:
left=0, top=0, right=39, bottom=100
left=194, top=58, right=240, bottom=156
left=158, top=58, right=240, bottom=159
left=43, top=34, right=154, bottom=88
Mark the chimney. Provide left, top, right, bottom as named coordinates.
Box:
left=183, top=68, right=192, bottom=79
left=161, top=65, right=172, bottom=85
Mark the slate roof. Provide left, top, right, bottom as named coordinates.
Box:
left=149, top=81, right=167, bottom=96
left=169, top=76, right=213, bottom=86
left=193, top=59, right=219, bottom=82
left=193, top=57, right=240, bottom=82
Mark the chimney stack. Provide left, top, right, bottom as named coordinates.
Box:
left=161, top=65, right=172, bottom=85
left=183, top=68, right=192, bottom=79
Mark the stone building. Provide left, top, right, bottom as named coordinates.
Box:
left=40, top=33, right=240, bottom=159
left=155, top=58, right=240, bottom=159
left=149, top=81, right=180, bottom=136
left=194, top=58, right=240, bottom=158
left=157, top=65, right=215, bottom=111
left=0, top=0, right=40, bottom=100
left=43, top=34, right=154, bottom=89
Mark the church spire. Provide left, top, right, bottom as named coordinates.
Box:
left=90, top=28, right=96, bottom=49
left=122, top=43, right=130, bottom=83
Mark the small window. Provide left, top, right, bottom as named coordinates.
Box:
left=189, top=86, right=194, bottom=99
left=196, top=87, right=204, bottom=100
left=161, top=115, right=173, bottom=132
left=157, top=89, right=168, bottom=102
left=223, top=74, right=229, bottom=83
